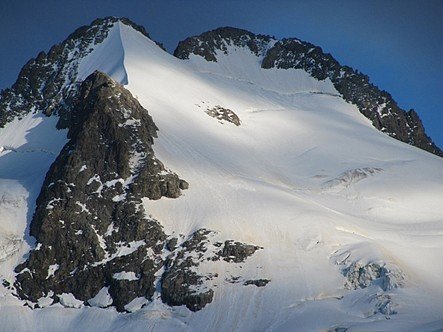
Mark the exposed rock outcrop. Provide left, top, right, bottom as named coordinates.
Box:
left=161, top=229, right=265, bottom=311
left=0, top=18, right=268, bottom=313
left=161, top=229, right=216, bottom=311
left=174, top=27, right=273, bottom=62
left=205, top=106, right=241, bottom=126
left=244, top=279, right=270, bottom=287
left=14, top=71, right=187, bottom=311
left=217, top=240, right=262, bottom=263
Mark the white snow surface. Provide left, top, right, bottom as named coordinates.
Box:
left=87, top=287, right=113, bottom=308
left=112, top=271, right=139, bottom=281
left=0, top=21, right=442, bottom=331
left=58, top=293, right=84, bottom=309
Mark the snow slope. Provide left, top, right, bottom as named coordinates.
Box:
left=0, top=21, right=442, bottom=331
left=0, top=113, right=67, bottom=286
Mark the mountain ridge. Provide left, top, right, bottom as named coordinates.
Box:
left=175, top=26, right=442, bottom=157
left=2, top=18, right=440, bottom=157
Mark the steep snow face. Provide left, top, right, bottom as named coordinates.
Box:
left=77, top=23, right=127, bottom=84
left=0, top=20, right=443, bottom=331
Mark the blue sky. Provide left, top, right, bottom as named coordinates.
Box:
left=1, top=0, right=442, bottom=147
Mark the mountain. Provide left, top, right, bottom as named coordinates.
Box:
left=0, top=17, right=442, bottom=331
left=174, top=27, right=442, bottom=157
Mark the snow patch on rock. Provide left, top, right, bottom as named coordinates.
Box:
left=58, top=293, right=84, bottom=309
left=88, top=287, right=113, bottom=308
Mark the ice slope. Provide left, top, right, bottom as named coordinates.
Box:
left=0, top=21, right=442, bottom=331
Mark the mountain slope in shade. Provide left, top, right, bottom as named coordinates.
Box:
left=0, top=17, right=442, bottom=331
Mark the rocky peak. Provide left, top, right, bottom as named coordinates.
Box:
left=174, top=26, right=274, bottom=62
left=0, top=17, right=162, bottom=129
left=13, top=71, right=187, bottom=310
left=262, top=38, right=341, bottom=80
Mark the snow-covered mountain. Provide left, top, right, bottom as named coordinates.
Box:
left=0, top=17, right=442, bottom=331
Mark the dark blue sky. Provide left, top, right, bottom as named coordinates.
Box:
left=1, top=1, right=442, bottom=147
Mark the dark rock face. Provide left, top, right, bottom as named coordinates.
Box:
left=218, top=240, right=262, bottom=263
left=174, top=27, right=273, bottom=62
left=14, top=71, right=186, bottom=311
left=244, top=279, right=270, bottom=287
left=175, top=28, right=442, bottom=157
left=161, top=229, right=216, bottom=311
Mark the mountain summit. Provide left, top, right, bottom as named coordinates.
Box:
left=0, top=17, right=442, bottom=331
